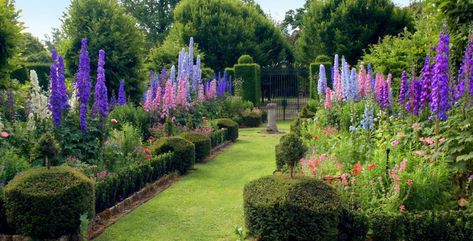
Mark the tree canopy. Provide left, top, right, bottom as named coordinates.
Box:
left=0, top=0, right=23, bottom=87
left=149, top=0, right=293, bottom=71
left=295, top=0, right=413, bottom=65
left=61, top=0, right=145, bottom=102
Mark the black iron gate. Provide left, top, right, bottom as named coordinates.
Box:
left=261, top=66, right=309, bottom=120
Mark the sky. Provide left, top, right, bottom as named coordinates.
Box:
left=15, top=0, right=412, bottom=41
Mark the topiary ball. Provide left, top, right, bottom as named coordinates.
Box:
left=4, top=167, right=94, bottom=239
left=216, top=118, right=239, bottom=142
left=238, top=54, right=254, bottom=64
left=154, top=137, right=195, bottom=174
left=244, top=175, right=342, bottom=241
left=241, top=111, right=262, bottom=127
left=275, top=133, right=307, bottom=175
left=181, top=132, right=211, bottom=162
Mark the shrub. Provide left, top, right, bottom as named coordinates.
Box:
left=0, top=189, right=14, bottom=234
left=216, top=118, right=239, bottom=142
left=208, top=129, right=229, bottom=148
left=275, top=133, right=307, bottom=177
left=181, top=132, right=211, bottom=162
left=95, top=152, right=177, bottom=212
left=243, top=175, right=342, bottom=241
left=338, top=208, right=369, bottom=241
left=234, top=62, right=261, bottom=104
left=241, top=110, right=262, bottom=127
left=153, top=137, right=195, bottom=174
left=238, top=55, right=254, bottom=64
left=107, top=103, right=151, bottom=139
left=34, top=132, right=60, bottom=168
left=4, top=167, right=94, bottom=239
left=0, top=150, right=30, bottom=183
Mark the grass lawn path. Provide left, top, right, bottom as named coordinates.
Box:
left=95, top=121, right=290, bottom=241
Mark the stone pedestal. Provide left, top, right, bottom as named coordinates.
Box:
left=266, top=103, right=278, bottom=132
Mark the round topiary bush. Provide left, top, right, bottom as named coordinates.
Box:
left=241, top=111, right=262, bottom=127
left=275, top=133, right=307, bottom=176
left=216, top=118, right=239, bottom=142
left=238, top=54, right=254, bottom=64
left=181, top=132, right=211, bottom=162
left=4, top=167, right=94, bottom=239
left=154, top=136, right=195, bottom=174
left=244, top=175, right=342, bottom=241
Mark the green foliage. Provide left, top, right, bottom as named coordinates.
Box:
left=234, top=63, right=261, bottom=104
left=108, top=103, right=151, bottom=139
left=4, top=167, right=94, bottom=239
left=61, top=0, right=145, bottom=102
left=0, top=150, right=30, bottom=184
left=10, top=62, right=50, bottom=88
left=0, top=188, right=14, bottom=234
left=238, top=55, right=254, bottom=64
left=218, top=97, right=254, bottom=124
left=296, top=0, right=413, bottom=65
left=208, top=128, right=229, bottom=148
left=275, top=133, right=307, bottom=176
left=162, top=0, right=293, bottom=71
left=368, top=210, right=473, bottom=241
left=95, top=152, right=178, bottom=212
left=338, top=208, right=369, bottom=241
left=216, top=118, right=239, bottom=142
left=120, top=0, right=179, bottom=47
left=0, top=0, right=23, bottom=86
left=225, top=67, right=235, bottom=81
left=18, top=32, right=50, bottom=63
left=243, top=175, right=342, bottom=241
left=241, top=110, right=262, bottom=127
left=181, top=132, right=211, bottom=162
left=34, top=132, right=61, bottom=168
left=154, top=137, right=195, bottom=174
left=103, top=123, right=143, bottom=171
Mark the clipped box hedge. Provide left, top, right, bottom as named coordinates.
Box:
left=154, top=137, right=195, bottom=174
left=4, top=167, right=94, bottom=239
left=234, top=63, right=261, bottom=105
left=181, top=132, right=212, bottom=162
left=241, top=111, right=262, bottom=127
left=208, top=128, right=229, bottom=148
left=216, top=118, right=239, bottom=142
left=244, top=175, right=342, bottom=241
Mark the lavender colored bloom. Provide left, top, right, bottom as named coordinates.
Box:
left=420, top=56, right=432, bottom=109
left=404, top=78, right=422, bottom=115
left=430, top=32, right=451, bottom=121
left=455, top=38, right=473, bottom=100
left=170, top=65, right=176, bottom=84
left=368, top=63, right=375, bottom=91
left=109, top=92, right=117, bottom=110
left=398, top=70, right=408, bottom=105
left=317, top=65, right=327, bottom=98
left=49, top=50, right=63, bottom=126
left=347, top=67, right=358, bottom=101
left=93, top=49, right=109, bottom=118
left=118, top=80, right=126, bottom=106
left=360, top=103, right=374, bottom=130
left=379, top=82, right=390, bottom=109
left=77, top=38, right=91, bottom=132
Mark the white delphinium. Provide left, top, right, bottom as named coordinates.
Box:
left=27, top=113, right=36, bottom=131
left=29, top=70, right=50, bottom=120
left=68, top=83, right=79, bottom=113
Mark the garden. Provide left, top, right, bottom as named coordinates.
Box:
left=0, top=0, right=473, bottom=240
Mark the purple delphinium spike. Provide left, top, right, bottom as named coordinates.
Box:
left=430, top=31, right=451, bottom=121
left=118, top=80, right=126, bottom=106
left=348, top=67, right=358, bottom=101
left=49, top=49, right=62, bottom=126
left=420, top=56, right=432, bottom=109
left=455, top=37, right=473, bottom=100
left=398, top=70, right=408, bottom=105
left=405, top=77, right=422, bottom=115
left=109, top=92, right=117, bottom=110
left=57, top=55, right=69, bottom=110
left=77, top=38, right=91, bottom=132
left=93, top=49, right=109, bottom=118
left=368, top=63, right=375, bottom=92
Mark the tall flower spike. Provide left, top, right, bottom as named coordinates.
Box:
left=324, top=88, right=332, bottom=109
left=93, top=49, right=109, bottom=118
left=430, top=31, right=451, bottom=121
left=77, top=38, right=91, bottom=132
left=49, top=49, right=62, bottom=126
left=398, top=70, right=408, bottom=105
left=455, top=36, right=473, bottom=100
left=358, top=63, right=368, bottom=98
left=57, top=55, right=69, bottom=110
left=118, top=80, right=126, bottom=106
left=317, top=64, right=327, bottom=98
left=420, top=56, right=432, bottom=109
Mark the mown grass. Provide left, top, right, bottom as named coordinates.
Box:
left=95, top=121, right=291, bottom=241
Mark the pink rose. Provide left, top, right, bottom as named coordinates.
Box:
left=111, top=119, right=118, bottom=124
left=0, top=132, right=9, bottom=138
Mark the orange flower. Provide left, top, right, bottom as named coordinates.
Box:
left=352, top=163, right=362, bottom=175
left=367, top=164, right=376, bottom=171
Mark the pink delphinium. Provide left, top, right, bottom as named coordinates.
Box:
left=324, top=88, right=332, bottom=109
left=176, top=78, right=188, bottom=108
left=152, top=86, right=162, bottom=111
left=198, top=83, right=205, bottom=102
left=206, top=80, right=217, bottom=100
left=161, top=80, right=176, bottom=118
left=358, top=63, right=369, bottom=98
left=334, top=73, right=343, bottom=102
left=144, top=90, right=153, bottom=112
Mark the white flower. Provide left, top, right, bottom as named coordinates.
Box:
left=69, top=83, right=79, bottom=113
left=29, top=70, right=50, bottom=120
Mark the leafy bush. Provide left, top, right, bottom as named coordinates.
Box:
left=238, top=55, right=254, bottom=64
left=338, top=208, right=369, bottom=241
left=0, top=150, right=30, bottom=183
left=243, top=175, right=342, bottom=241
left=4, top=167, right=94, bottom=239
left=153, top=137, right=195, bottom=174
left=181, top=132, right=211, bottom=162
left=241, top=110, right=262, bottom=127
left=95, top=152, right=177, bottom=212
left=216, top=118, right=239, bottom=142
left=103, top=123, right=143, bottom=171
left=108, top=103, right=151, bottom=139
left=275, top=133, right=307, bottom=176
left=0, top=189, right=14, bottom=234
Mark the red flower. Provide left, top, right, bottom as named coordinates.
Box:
left=336, top=162, right=343, bottom=170
left=143, top=147, right=151, bottom=154
left=148, top=136, right=156, bottom=142
left=314, top=134, right=319, bottom=140
left=111, top=119, right=118, bottom=124
left=399, top=204, right=406, bottom=212
left=367, top=164, right=376, bottom=171
left=144, top=155, right=152, bottom=159
left=0, top=131, right=9, bottom=138
left=352, top=163, right=362, bottom=175
left=406, top=179, right=413, bottom=186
